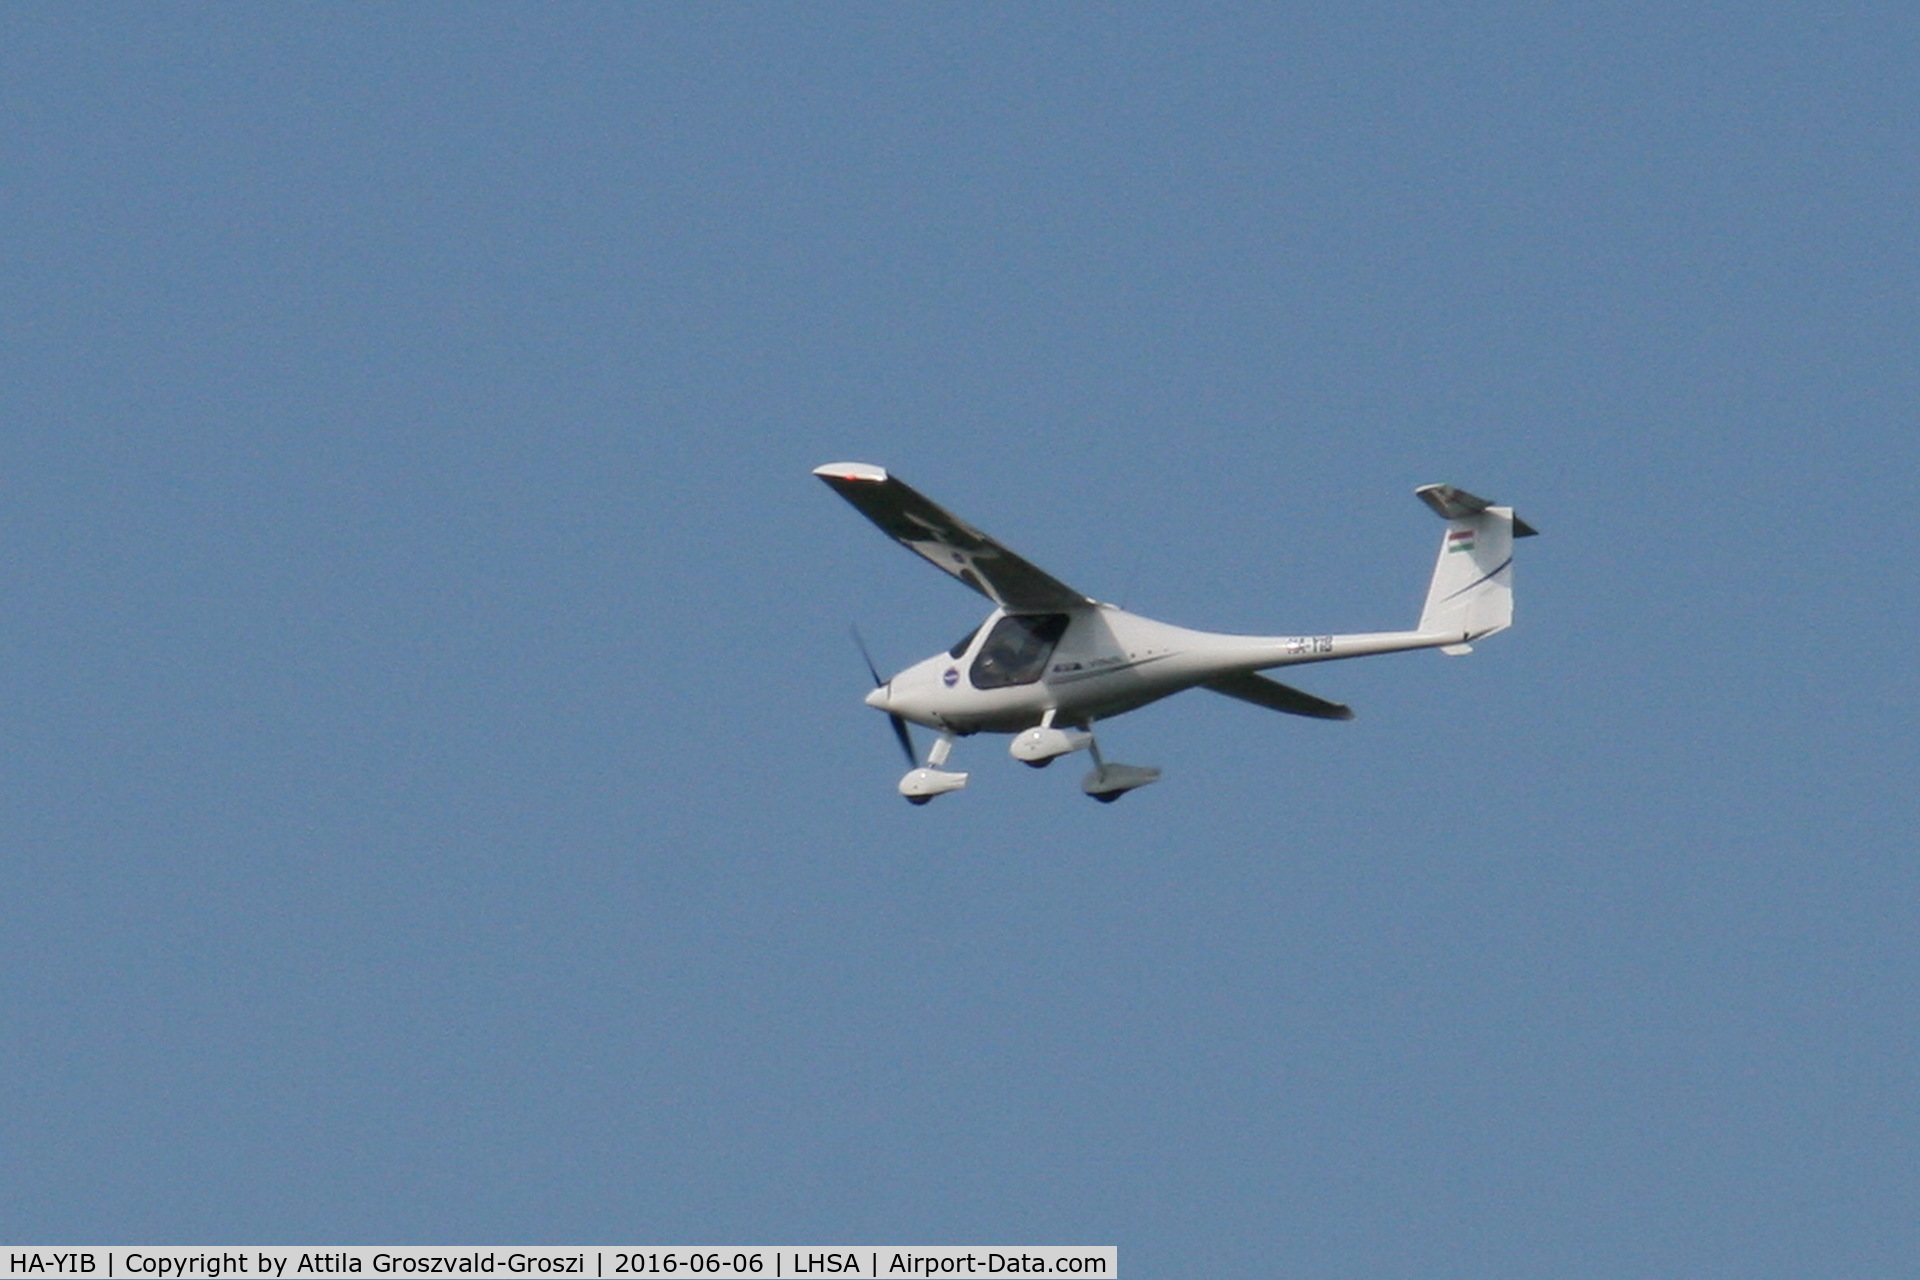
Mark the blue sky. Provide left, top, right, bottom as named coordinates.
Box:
left=3, top=5, right=1915, bottom=1275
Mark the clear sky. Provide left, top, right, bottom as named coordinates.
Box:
left=3, top=5, right=1915, bottom=1275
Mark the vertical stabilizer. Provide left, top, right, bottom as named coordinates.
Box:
left=1414, top=484, right=1536, bottom=650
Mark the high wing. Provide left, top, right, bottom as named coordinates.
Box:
left=1202, top=671, right=1355, bottom=721
left=814, top=462, right=1093, bottom=612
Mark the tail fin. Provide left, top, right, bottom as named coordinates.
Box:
left=1414, top=484, right=1538, bottom=653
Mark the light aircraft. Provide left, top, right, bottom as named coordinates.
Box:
left=817, top=462, right=1537, bottom=803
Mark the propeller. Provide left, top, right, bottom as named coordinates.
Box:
left=851, top=625, right=917, bottom=766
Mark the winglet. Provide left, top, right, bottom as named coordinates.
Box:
left=813, top=462, right=889, bottom=483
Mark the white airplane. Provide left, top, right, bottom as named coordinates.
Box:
left=817, top=462, right=1537, bottom=803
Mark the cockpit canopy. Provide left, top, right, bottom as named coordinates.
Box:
left=969, top=613, right=1070, bottom=689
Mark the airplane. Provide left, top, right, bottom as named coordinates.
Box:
left=816, top=462, right=1537, bottom=803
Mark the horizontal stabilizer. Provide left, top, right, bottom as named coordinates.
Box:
left=1416, top=484, right=1538, bottom=537
left=1203, top=671, right=1355, bottom=720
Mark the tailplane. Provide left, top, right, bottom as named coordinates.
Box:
left=1414, top=484, right=1538, bottom=653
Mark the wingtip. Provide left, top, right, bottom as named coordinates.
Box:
left=813, top=461, right=889, bottom=483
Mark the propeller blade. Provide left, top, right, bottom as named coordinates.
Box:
left=851, top=625, right=919, bottom=766
left=850, top=625, right=885, bottom=687
left=888, top=713, right=916, bottom=766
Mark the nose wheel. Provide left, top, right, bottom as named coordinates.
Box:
left=899, top=731, right=968, bottom=804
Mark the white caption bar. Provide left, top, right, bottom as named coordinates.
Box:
left=4, top=1250, right=1115, bottom=1280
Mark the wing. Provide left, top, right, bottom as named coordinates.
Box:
left=1202, top=671, right=1355, bottom=721
left=814, top=462, right=1093, bottom=612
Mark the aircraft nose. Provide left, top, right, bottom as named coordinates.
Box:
left=865, top=684, right=891, bottom=710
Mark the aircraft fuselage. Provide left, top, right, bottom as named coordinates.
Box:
left=867, top=603, right=1439, bottom=735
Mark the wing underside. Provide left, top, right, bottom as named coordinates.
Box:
left=814, top=462, right=1092, bottom=612
left=1202, top=671, right=1355, bottom=721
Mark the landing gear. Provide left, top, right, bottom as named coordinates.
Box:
left=899, top=731, right=968, bottom=804
left=1009, top=711, right=1095, bottom=768
left=896, top=721, right=1161, bottom=803
left=1080, top=734, right=1160, bottom=803
left=1008, top=714, right=1162, bottom=801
